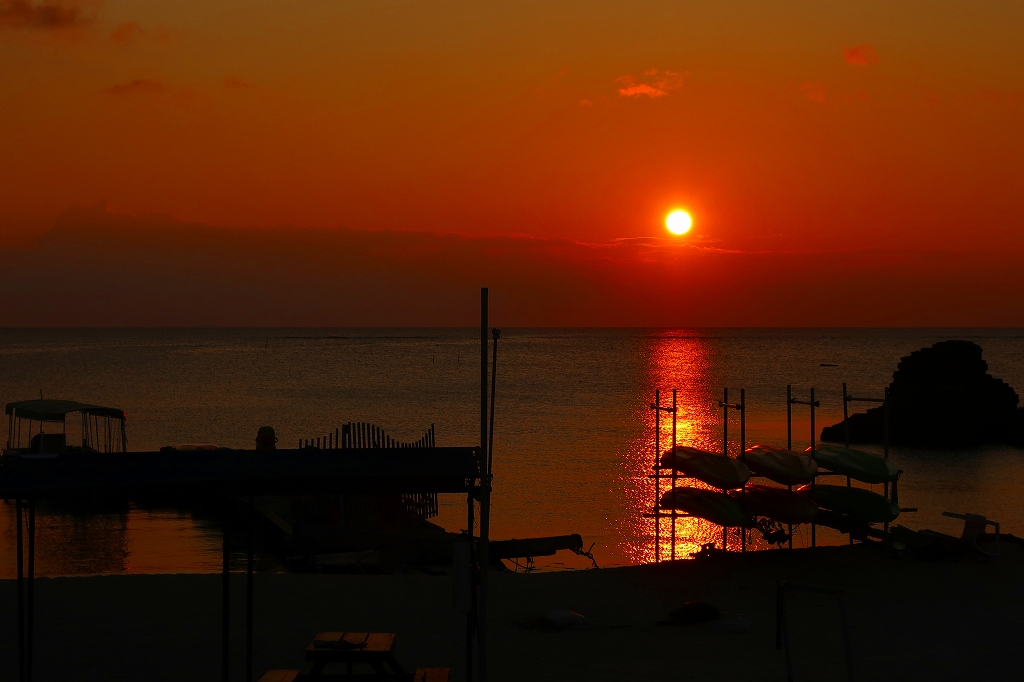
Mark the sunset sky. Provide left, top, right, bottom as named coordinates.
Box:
left=2, top=1, right=1022, bottom=325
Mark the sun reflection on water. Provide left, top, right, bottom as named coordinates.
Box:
left=621, top=331, right=771, bottom=563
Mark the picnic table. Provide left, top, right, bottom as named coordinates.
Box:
left=305, top=632, right=405, bottom=679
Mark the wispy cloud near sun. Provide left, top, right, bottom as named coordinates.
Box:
left=617, top=68, right=686, bottom=98
left=101, top=79, right=164, bottom=96
left=0, top=0, right=93, bottom=30
left=843, top=44, right=879, bottom=67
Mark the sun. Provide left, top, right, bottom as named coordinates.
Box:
left=665, top=209, right=693, bottom=235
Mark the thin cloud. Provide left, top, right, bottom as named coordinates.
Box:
left=101, top=79, right=164, bottom=96
left=109, top=21, right=144, bottom=44
left=617, top=68, right=686, bottom=98
left=0, top=0, right=93, bottom=29
left=843, top=45, right=879, bottom=67
left=223, top=75, right=255, bottom=90
left=109, top=20, right=172, bottom=44
left=800, top=82, right=826, bottom=102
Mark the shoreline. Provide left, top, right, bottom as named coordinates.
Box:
left=2, top=542, right=1021, bottom=680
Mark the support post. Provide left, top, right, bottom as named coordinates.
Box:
left=670, top=389, right=677, bottom=561
left=222, top=500, right=230, bottom=682
left=654, top=390, right=660, bottom=562
left=478, top=288, right=489, bottom=682
left=466, top=490, right=474, bottom=682
left=740, top=389, right=746, bottom=553
left=810, top=388, right=817, bottom=549
left=786, top=385, right=792, bottom=450
left=246, top=494, right=254, bottom=682
left=27, top=499, right=34, bottom=682
left=722, top=387, right=729, bottom=456
left=16, top=498, right=24, bottom=682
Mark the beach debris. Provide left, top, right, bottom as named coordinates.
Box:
left=658, top=601, right=720, bottom=626
left=544, top=610, right=588, bottom=629
left=715, top=616, right=752, bottom=633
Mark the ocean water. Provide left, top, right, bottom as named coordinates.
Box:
left=1, top=328, right=1022, bottom=576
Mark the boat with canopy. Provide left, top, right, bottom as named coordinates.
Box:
left=5, top=399, right=127, bottom=455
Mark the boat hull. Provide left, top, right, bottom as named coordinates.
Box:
left=741, top=445, right=817, bottom=486
left=659, top=487, right=753, bottom=527
left=660, top=446, right=751, bottom=490
left=811, top=445, right=899, bottom=484
left=731, top=484, right=819, bottom=524
left=799, top=484, right=900, bottom=524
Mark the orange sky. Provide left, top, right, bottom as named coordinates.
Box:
left=2, top=1, right=1023, bottom=325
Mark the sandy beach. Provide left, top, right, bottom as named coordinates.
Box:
left=2, top=541, right=1021, bottom=681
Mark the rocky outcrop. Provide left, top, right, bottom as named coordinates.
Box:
left=821, top=340, right=1024, bottom=448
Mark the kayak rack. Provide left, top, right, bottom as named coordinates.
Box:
left=648, top=387, right=747, bottom=561
left=787, top=385, right=820, bottom=547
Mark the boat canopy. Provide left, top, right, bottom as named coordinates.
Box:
left=5, top=400, right=126, bottom=423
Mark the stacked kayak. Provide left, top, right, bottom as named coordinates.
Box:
left=660, top=446, right=751, bottom=490
left=741, top=444, right=817, bottom=486
left=799, top=484, right=901, bottom=524
left=659, top=487, right=753, bottom=527
left=730, top=484, right=819, bottom=524
left=810, top=444, right=898, bottom=484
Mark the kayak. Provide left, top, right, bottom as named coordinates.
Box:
left=730, top=484, right=819, bottom=524
left=659, top=487, right=753, bottom=527
left=741, top=444, right=817, bottom=486
left=799, top=484, right=900, bottom=524
left=660, top=446, right=751, bottom=490
left=810, top=444, right=898, bottom=484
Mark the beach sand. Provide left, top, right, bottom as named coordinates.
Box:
left=1, top=542, right=1021, bottom=681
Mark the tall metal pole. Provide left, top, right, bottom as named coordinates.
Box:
left=222, top=500, right=230, bottom=682
left=786, top=385, right=792, bottom=450
left=670, top=389, right=677, bottom=561
left=246, top=494, right=254, bottom=682
left=810, top=388, right=816, bottom=549
left=477, top=287, right=489, bottom=682
left=740, top=389, right=746, bottom=553
left=16, top=498, right=24, bottom=682
left=842, top=382, right=849, bottom=448
left=722, top=387, right=729, bottom=456
left=27, top=500, right=34, bottom=682
left=654, top=390, right=661, bottom=562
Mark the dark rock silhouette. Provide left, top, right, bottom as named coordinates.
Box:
left=821, top=340, right=1024, bottom=448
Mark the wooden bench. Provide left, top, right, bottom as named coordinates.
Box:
left=414, top=668, right=450, bottom=682
left=259, top=671, right=298, bottom=682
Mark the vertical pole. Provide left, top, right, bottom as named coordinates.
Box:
left=810, top=388, right=816, bottom=549
left=722, top=387, right=729, bottom=457
left=740, top=389, right=746, bottom=553
left=466, top=492, right=474, bottom=682
left=27, top=500, right=34, bottom=682
left=16, top=498, right=24, bottom=682
left=739, top=389, right=746, bottom=455
left=478, top=288, right=489, bottom=682
left=222, top=500, right=230, bottom=682
left=883, top=387, right=890, bottom=461
left=654, top=389, right=660, bottom=563
left=670, top=389, right=677, bottom=561
left=246, top=494, right=254, bottom=682
left=842, top=383, right=849, bottom=448
left=723, top=387, right=729, bottom=553
left=786, top=385, right=792, bottom=450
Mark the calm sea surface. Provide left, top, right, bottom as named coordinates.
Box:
left=1, top=328, right=1023, bottom=576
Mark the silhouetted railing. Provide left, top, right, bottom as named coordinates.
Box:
left=297, top=422, right=438, bottom=519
